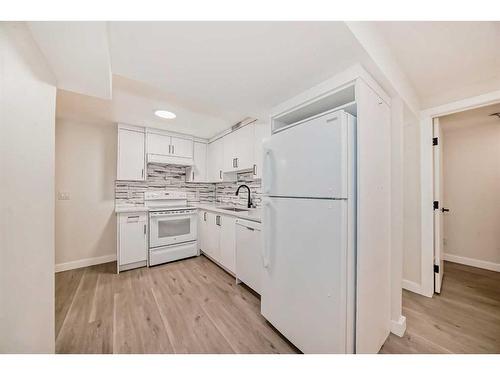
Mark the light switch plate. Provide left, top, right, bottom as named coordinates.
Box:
left=58, top=192, right=70, bottom=200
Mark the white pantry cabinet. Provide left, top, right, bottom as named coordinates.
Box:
left=117, top=212, right=148, bottom=272
left=207, top=137, right=224, bottom=182
left=117, top=126, right=145, bottom=181
left=187, top=141, right=207, bottom=182
left=198, top=210, right=236, bottom=274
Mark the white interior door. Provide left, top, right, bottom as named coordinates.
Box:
left=433, top=117, right=444, bottom=293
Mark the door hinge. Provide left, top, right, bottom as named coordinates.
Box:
left=433, top=137, right=438, bottom=146
left=433, top=201, right=439, bottom=210
left=434, top=264, right=440, bottom=273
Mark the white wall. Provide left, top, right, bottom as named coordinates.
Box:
left=0, top=22, right=56, bottom=353
left=55, top=118, right=117, bottom=270
left=441, top=120, right=500, bottom=270
left=403, top=109, right=422, bottom=288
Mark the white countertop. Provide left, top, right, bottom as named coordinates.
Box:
left=195, top=203, right=262, bottom=223
left=115, top=202, right=261, bottom=222
left=114, top=204, right=150, bottom=213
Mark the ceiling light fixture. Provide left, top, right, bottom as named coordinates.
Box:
left=154, top=110, right=176, bottom=119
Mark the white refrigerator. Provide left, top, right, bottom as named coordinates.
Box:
left=261, top=109, right=356, bottom=354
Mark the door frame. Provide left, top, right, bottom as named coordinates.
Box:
left=419, top=90, right=500, bottom=297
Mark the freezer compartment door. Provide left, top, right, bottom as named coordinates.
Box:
left=260, top=196, right=354, bottom=353
left=263, top=110, right=351, bottom=199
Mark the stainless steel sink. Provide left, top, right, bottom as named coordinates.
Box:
left=220, top=207, right=249, bottom=212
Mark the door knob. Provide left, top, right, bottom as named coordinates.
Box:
left=441, top=208, right=450, bottom=213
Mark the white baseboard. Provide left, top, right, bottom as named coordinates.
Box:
left=55, top=254, right=116, bottom=273
left=444, top=253, right=500, bottom=273
left=402, top=279, right=424, bottom=295
left=390, top=315, right=407, bottom=337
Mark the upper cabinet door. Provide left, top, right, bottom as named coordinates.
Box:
left=223, top=131, right=236, bottom=172
left=233, top=123, right=254, bottom=171
left=189, top=141, right=207, bottom=182
left=170, top=136, right=193, bottom=158
left=117, top=128, right=145, bottom=181
left=208, top=137, right=224, bottom=182
left=147, top=132, right=171, bottom=155
left=253, top=122, right=271, bottom=179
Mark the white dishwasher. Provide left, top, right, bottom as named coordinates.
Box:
left=235, top=219, right=262, bottom=295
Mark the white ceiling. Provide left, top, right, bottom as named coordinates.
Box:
left=108, top=22, right=368, bottom=126
left=28, top=22, right=112, bottom=99
left=44, top=21, right=500, bottom=138
left=56, top=75, right=228, bottom=138
left=441, top=102, right=500, bottom=132
left=375, top=21, right=500, bottom=109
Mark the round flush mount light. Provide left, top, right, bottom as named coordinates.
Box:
left=154, top=110, right=176, bottom=119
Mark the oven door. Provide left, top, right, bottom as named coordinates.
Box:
left=149, top=211, right=197, bottom=248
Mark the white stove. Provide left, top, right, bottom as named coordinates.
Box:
left=144, top=191, right=198, bottom=266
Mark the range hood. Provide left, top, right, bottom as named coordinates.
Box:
left=147, top=153, right=194, bottom=167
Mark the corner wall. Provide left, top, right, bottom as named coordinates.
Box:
left=55, top=118, right=117, bottom=271
left=0, top=22, right=56, bottom=353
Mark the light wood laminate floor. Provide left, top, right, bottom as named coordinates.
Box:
left=56, top=257, right=500, bottom=354
left=55, top=255, right=299, bottom=354
left=381, top=261, right=500, bottom=353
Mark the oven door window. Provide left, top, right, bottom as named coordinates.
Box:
left=158, top=218, right=191, bottom=238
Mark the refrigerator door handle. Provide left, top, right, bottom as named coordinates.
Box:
left=262, top=200, right=271, bottom=268
left=263, top=147, right=272, bottom=194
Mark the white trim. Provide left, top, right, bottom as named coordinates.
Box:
left=444, top=253, right=500, bottom=273
left=419, top=90, right=500, bottom=298
left=390, top=316, right=407, bottom=338
left=402, top=279, right=424, bottom=295
left=55, top=254, right=117, bottom=273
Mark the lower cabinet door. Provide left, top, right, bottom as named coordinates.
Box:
left=119, top=213, right=148, bottom=267
left=219, top=215, right=236, bottom=273
left=205, top=212, right=221, bottom=261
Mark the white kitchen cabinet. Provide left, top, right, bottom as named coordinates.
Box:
left=187, top=141, right=207, bottom=182
left=253, top=122, right=271, bottom=179
left=204, top=211, right=221, bottom=261
left=117, top=212, right=148, bottom=272
left=235, top=219, right=262, bottom=294
left=207, top=137, right=224, bottom=182
left=222, top=124, right=255, bottom=172
left=117, top=126, right=145, bottom=181
left=146, top=131, right=193, bottom=159
left=146, top=132, right=170, bottom=155
left=198, top=210, right=209, bottom=253
left=198, top=210, right=238, bottom=275
left=219, top=215, right=236, bottom=273
left=171, top=136, right=193, bottom=158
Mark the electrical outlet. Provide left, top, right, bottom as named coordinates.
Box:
left=57, top=192, right=70, bottom=200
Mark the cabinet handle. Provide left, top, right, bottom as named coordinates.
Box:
left=141, top=168, right=144, bottom=178
left=235, top=158, right=238, bottom=168
left=168, top=144, right=171, bottom=154
left=245, top=226, right=255, bottom=231
left=216, top=215, right=221, bottom=226
left=172, top=145, right=175, bottom=154
left=204, top=212, right=207, bottom=221
left=192, top=171, right=195, bottom=180
left=253, top=164, right=256, bottom=175
left=219, top=170, right=222, bottom=180
left=143, top=224, right=146, bottom=235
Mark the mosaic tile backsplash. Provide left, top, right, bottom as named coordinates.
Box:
left=115, top=163, right=262, bottom=208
